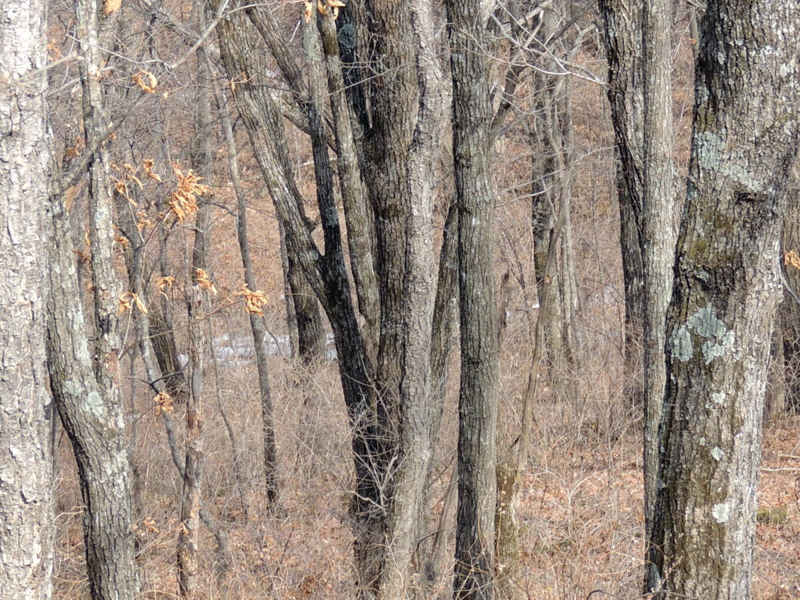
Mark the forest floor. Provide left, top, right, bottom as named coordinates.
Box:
left=52, top=352, right=800, bottom=600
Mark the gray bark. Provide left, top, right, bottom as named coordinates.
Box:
left=0, top=0, right=54, bottom=595
left=641, top=0, right=676, bottom=548
left=648, top=1, right=800, bottom=596
left=46, top=197, right=140, bottom=600
left=44, top=0, right=142, bottom=596
left=446, top=1, right=499, bottom=597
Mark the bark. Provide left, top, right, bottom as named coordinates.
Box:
left=278, top=220, right=300, bottom=358
left=316, top=12, right=379, bottom=359
left=529, top=10, right=563, bottom=366
left=77, top=0, right=122, bottom=402
left=598, top=0, right=646, bottom=404
left=419, top=202, right=460, bottom=587
left=446, top=1, right=499, bottom=597
left=648, top=1, right=800, bottom=596
left=207, top=55, right=285, bottom=507
left=376, top=1, right=444, bottom=595
left=43, top=0, right=142, bottom=596
left=46, top=196, right=140, bottom=600
left=781, top=206, right=800, bottom=412
left=641, top=0, right=676, bottom=548
left=0, top=0, right=53, bottom=594
left=177, top=274, right=206, bottom=598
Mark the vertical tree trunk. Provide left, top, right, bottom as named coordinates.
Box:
left=640, top=0, right=675, bottom=553
left=446, top=1, right=499, bottom=598
left=278, top=220, right=300, bottom=358
left=207, top=55, right=283, bottom=506
left=648, top=1, right=800, bottom=596
left=46, top=197, right=140, bottom=600
left=178, top=50, right=215, bottom=593
left=0, top=1, right=53, bottom=595
left=177, top=273, right=206, bottom=597
left=375, top=1, right=443, bottom=596
left=44, top=0, right=142, bottom=596
left=599, top=0, right=646, bottom=405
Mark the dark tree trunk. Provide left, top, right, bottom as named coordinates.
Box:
left=0, top=1, right=54, bottom=595
left=446, top=1, right=499, bottom=598
left=599, top=0, right=646, bottom=405
left=648, top=1, right=800, bottom=596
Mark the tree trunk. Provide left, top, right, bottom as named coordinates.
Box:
left=781, top=206, right=800, bottom=412
left=207, top=53, right=283, bottom=506
left=46, top=196, right=140, bottom=600
left=375, top=2, right=444, bottom=596
left=598, top=0, right=646, bottom=405
left=44, top=0, right=142, bottom=596
left=214, top=12, right=382, bottom=595
left=178, top=50, right=215, bottom=593
left=640, top=0, right=676, bottom=553
left=648, top=1, right=800, bottom=596
left=446, top=1, right=499, bottom=598
left=0, top=1, right=54, bottom=595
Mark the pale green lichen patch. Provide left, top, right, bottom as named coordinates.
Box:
left=670, top=304, right=735, bottom=364
left=712, top=502, right=730, bottom=523
left=86, top=390, right=107, bottom=419
left=711, top=447, right=724, bottom=461
left=712, top=392, right=726, bottom=405
left=671, top=326, right=694, bottom=362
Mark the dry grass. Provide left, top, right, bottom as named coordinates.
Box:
left=52, top=319, right=800, bottom=599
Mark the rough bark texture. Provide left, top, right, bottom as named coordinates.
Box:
left=0, top=1, right=53, bottom=595
left=530, top=9, right=563, bottom=366
left=375, top=1, right=443, bottom=596
left=640, top=0, right=675, bottom=547
left=43, top=0, right=142, bottom=596
left=46, top=197, right=140, bottom=600
left=446, top=1, right=499, bottom=597
left=599, top=0, right=646, bottom=404
left=781, top=205, right=800, bottom=412
left=648, top=1, right=800, bottom=596
left=178, top=55, right=215, bottom=592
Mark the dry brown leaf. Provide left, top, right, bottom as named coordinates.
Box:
left=104, top=0, right=122, bottom=14
left=195, top=268, right=217, bottom=295
left=65, top=137, right=85, bottom=159
left=785, top=250, right=800, bottom=270
left=153, top=390, right=173, bottom=416
left=236, top=284, right=269, bottom=316
left=304, top=1, right=313, bottom=22
left=142, top=158, right=162, bottom=182
left=168, top=163, right=208, bottom=224
left=155, top=276, right=175, bottom=297
left=132, top=71, right=158, bottom=93
left=136, top=210, right=153, bottom=232
left=118, top=291, right=148, bottom=315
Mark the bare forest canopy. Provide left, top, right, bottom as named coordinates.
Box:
left=2, top=1, right=800, bottom=599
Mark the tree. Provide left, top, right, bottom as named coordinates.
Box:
left=640, top=0, right=675, bottom=556
left=446, top=0, right=499, bottom=597
left=214, top=1, right=447, bottom=596
left=0, top=1, right=53, bottom=597
left=648, top=0, right=800, bottom=596
left=598, top=0, right=646, bottom=404
left=44, top=0, right=141, bottom=597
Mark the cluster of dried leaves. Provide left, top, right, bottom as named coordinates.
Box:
left=169, top=163, right=209, bottom=224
